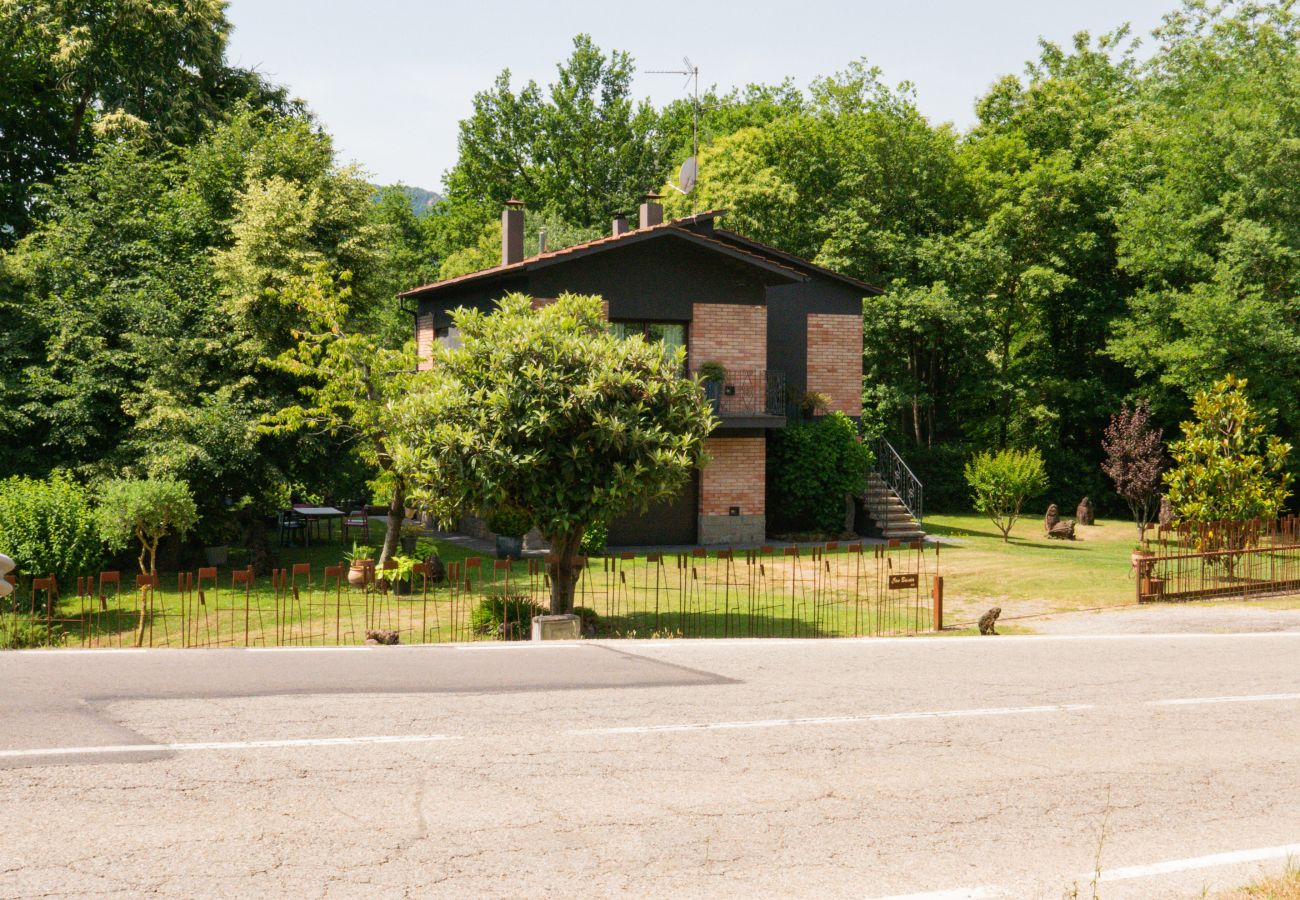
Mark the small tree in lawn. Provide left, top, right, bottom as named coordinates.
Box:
left=391, top=293, right=715, bottom=615
left=964, top=448, right=1048, bottom=542
left=1164, top=375, right=1291, bottom=529
left=262, top=265, right=425, bottom=567
left=1101, top=401, right=1166, bottom=539
left=95, top=478, right=198, bottom=646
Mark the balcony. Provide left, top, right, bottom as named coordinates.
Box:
left=693, top=368, right=787, bottom=430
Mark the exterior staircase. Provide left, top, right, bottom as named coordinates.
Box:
left=863, top=438, right=925, bottom=542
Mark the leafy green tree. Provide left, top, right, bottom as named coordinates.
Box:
left=263, top=266, right=425, bottom=567
left=0, top=0, right=287, bottom=244
left=96, top=478, right=198, bottom=578
left=768, top=413, right=874, bottom=535
left=1164, top=375, right=1291, bottom=526
left=964, top=448, right=1049, bottom=541
left=440, top=34, right=672, bottom=236
left=1108, top=3, right=1300, bottom=437
left=391, top=294, right=715, bottom=614
left=6, top=107, right=395, bottom=531
left=95, top=477, right=197, bottom=645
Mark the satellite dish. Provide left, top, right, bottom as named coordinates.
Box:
left=673, top=156, right=697, bottom=195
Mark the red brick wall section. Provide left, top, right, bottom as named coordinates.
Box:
left=688, top=303, right=766, bottom=374
left=806, top=313, right=863, bottom=417
left=700, top=437, right=765, bottom=516
left=416, top=310, right=434, bottom=371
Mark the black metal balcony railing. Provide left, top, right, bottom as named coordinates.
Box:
left=693, top=369, right=786, bottom=419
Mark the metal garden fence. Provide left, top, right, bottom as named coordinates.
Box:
left=1, top=540, right=939, bottom=649
left=1136, top=517, right=1300, bottom=603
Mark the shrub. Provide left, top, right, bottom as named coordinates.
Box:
left=768, top=412, right=874, bottom=535
left=0, top=473, right=102, bottom=588
left=964, top=448, right=1048, bottom=541
left=95, top=478, right=198, bottom=575
left=485, top=506, right=532, bottom=538
left=471, top=592, right=546, bottom=640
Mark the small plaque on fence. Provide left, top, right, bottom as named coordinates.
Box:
left=888, top=573, right=919, bottom=590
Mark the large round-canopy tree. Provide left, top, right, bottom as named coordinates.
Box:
left=392, top=293, right=715, bottom=614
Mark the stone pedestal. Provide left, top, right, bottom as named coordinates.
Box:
left=531, top=614, right=581, bottom=641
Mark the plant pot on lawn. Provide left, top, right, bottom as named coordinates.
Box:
left=495, top=534, right=523, bottom=560
left=487, top=506, right=532, bottom=561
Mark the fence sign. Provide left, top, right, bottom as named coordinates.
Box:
left=888, top=573, right=919, bottom=590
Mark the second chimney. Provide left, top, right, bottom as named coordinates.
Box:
left=501, top=199, right=525, bottom=265
left=638, top=192, right=663, bottom=229
left=612, top=212, right=630, bottom=237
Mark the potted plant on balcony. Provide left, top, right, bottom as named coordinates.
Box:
left=487, top=506, right=532, bottom=560
left=697, top=361, right=727, bottom=416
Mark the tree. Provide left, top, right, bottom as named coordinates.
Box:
left=262, top=266, right=424, bottom=567
left=1107, top=3, right=1300, bottom=437
left=1101, top=401, right=1166, bottom=538
left=1163, top=375, right=1291, bottom=526
left=0, top=0, right=288, bottom=245
left=95, top=478, right=197, bottom=646
left=391, top=294, right=715, bottom=614
left=440, top=34, right=671, bottom=233
left=964, top=448, right=1048, bottom=541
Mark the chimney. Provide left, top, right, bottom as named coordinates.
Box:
left=501, top=199, right=525, bottom=265
left=638, top=192, right=664, bottom=229
left=612, top=212, right=630, bottom=237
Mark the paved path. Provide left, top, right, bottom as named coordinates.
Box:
left=1027, top=604, right=1300, bottom=635
left=2, top=635, right=1299, bottom=898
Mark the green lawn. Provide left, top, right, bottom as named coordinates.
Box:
left=14, top=521, right=938, bottom=647
left=925, top=512, right=1141, bottom=627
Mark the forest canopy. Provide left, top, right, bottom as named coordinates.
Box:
left=2, top=0, right=1299, bottom=521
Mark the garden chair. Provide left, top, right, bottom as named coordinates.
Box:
left=342, top=508, right=369, bottom=543
left=277, top=509, right=309, bottom=547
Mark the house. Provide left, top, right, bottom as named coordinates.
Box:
left=400, top=196, right=922, bottom=546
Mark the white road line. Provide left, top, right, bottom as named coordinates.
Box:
left=874, top=842, right=1300, bottom=898
left=1096, top=841, right=1300, bottom=881
left=452, top=643, right=579, bottom=650
left=612, top=632, right=1300, bottom=649
left=0, top=733, right=459, bottom=759
left=568, top=703, right=1093, bottom=736
left=875, top=889, right=1002, bottom=900
left=1148, top=692, right=1300, bottom=707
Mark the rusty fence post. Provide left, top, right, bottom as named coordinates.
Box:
left=932, top=575, right=943, bottom=632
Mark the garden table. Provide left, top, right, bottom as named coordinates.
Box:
left=293, top=506, right=344, bottom=543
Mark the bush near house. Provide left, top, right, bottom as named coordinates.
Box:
left=768, top=412, right=874, bottom=535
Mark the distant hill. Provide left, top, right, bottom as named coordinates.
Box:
left=373, top=184, right=443, bottom=216
left=401, top=186, right=442, bottom=215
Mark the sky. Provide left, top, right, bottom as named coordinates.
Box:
left=224, top=0, right=1178, bottom=192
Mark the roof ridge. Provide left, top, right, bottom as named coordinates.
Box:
left=398, top=209, right=728, bottom=297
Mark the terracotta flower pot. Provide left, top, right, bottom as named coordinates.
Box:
left=348, top=563, right=371, bottom=588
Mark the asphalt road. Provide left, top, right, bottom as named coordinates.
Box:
left=2, top=634, right=1299, bottom=898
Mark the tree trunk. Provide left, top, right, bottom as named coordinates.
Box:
left=378, top=480, right=405, bottom=568
left=546, top=531, right=584, bottom=615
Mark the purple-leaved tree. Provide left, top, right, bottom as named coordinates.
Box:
left=1101, top=401, right=1166, bottom=539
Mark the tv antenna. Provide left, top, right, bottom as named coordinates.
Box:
left=648, top=57, right=700, bottom=213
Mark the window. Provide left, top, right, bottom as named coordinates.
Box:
left=612, top=321, right=686, bottom=365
